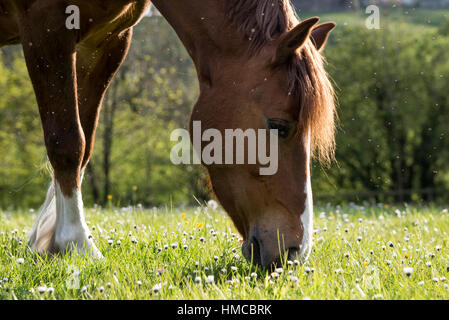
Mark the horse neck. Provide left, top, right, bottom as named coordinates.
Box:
left=152, top=0, right=250, bottom=87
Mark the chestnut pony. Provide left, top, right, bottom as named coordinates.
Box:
left=0, top=0, right=336, bottom=268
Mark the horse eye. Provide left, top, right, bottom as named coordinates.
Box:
left=265, top=118, right=295, bottom=139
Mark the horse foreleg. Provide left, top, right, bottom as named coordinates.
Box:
left=19, top=9, right=100, bottom=257
left=77, top=29, right=134, bottom=170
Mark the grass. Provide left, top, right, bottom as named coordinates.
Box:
left=300, top=8, right=449, bottom=29
left=0, top=204, right=449, bottom=300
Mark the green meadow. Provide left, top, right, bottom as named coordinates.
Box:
left=1, top=204, right=448, bottom=300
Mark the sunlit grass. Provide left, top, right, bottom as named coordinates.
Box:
left=301, top=8, right=449, bottom=30
left=0, top=204, right=448, bottom=300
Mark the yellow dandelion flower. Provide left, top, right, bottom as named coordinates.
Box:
left=405, top=253, right=410, bottom=259
left=197, top=222, right=204, bottom=229
left=384, top=204, right=389, bottom=209
left=362, top=261, right=369, bottom=267
left=132, top=186, right=138, bottom=191
left=181, top=212, right=186, bottom=219
left=185, top=221, right=189, bottom=225
left=107, top=194, right=113, bottom=200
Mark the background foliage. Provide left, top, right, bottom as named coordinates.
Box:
left=0, top=7, right=448, bottom=208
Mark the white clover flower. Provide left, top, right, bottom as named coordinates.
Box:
left=37, top=286, right=47, bottom=294
left=250, top=272, right=257, bottom=278
left=275, top=268, right=283, bottom=274
left=403, top=267, right=413, bottom=277
left=230, top=266, right=237, bottom=272
left=194, top=276, right=202, bottom=284
left=418, top=281, right=424, bottom=286
left=46, top=287, right=54, bottom=294
left=290, top=276, right=298, bottom=283
left=334, top=268, right=343, bottom=275
left=426, top=262, right=432, bottom=268
left=152, top=283, right=162, bottom=293
left=206, top=275, right=214, bottom=284
left=16, top=258, right=24, bottom=264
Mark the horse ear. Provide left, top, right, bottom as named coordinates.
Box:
left=272, top=17, right=320, bottom=67
left=311, top=22, right=336, bottom=51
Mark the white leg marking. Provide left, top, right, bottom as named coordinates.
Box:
left=28, top=182, right=57, bottom=251
left=28, top=169, right=101, bottom=257
left=299, top=129, right=313, bottom=263
left=53, top=182, right=102, bottom=258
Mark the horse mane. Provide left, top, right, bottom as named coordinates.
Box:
left=225, top=0, right=337, bottom=165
